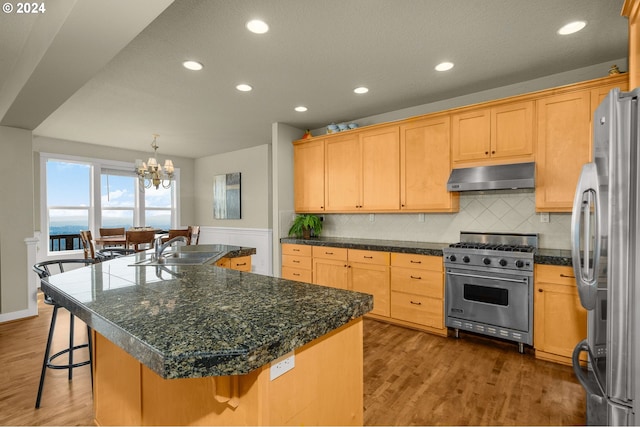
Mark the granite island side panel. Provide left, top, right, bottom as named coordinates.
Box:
left=40, top=245, right=373, bottom=379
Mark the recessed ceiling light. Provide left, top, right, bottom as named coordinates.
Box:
left=295, top=106, right=308, bottom=112
left=435, top=62, right=454, bottom=72
left=354, top=87, right=369, bottom=94
left=182, top=60, right=203, bottom=71
left=246, top=19, right=269, bottom=34
left=558, top=21, right=586, bottom=35
left=236, top=84, right=253, bottom=92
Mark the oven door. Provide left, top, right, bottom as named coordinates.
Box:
left=445, top=268, right=530, bottom=332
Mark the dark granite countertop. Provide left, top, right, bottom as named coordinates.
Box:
left=40, top=244, right=373, bottom=380
left=280, top=237, right=572, bottom=266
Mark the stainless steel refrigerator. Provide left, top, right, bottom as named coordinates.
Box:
left=571, top=87, right=639, bottom=426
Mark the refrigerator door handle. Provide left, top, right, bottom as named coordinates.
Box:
left=571, top=163, right=601, bottom=310
left=572, top=339, right=606, bottom=403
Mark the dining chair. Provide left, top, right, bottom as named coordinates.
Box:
left=33, top=258, right=96, bottom=408
left=188, top=225, right=200, bottom=245
left=79, top=230, right=95, bottom=259
left=125, top=229, right=156, bottom=252
left=167, top=229, right=191, bottom=244
left=96, top=248, right=136, bottom=261
left=99, top=227, right=125, bottom=237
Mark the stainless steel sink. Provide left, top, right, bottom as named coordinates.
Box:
left=130, top=251, right=222, bottom=266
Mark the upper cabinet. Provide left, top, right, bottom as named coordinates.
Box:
left=400, top=116, right=458, bottom=212
left=536, top=76, right=628, bottom=212
left=293, top=139, right=325, bottom=212
left=451, top=101, right=534, bottom=167
left=622, top=0, right=639, bottom=89
left=325, top=126, right=400, bottom=212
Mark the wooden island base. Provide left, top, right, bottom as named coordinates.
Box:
left=93, top=318, right=364, bottom=426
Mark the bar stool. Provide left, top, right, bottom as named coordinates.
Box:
left=32, top=259, right=96, bottom=408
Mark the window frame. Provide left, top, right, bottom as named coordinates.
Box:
left=40, top=152, right=180, bottom=257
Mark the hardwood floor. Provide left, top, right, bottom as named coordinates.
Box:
left=363, top=319, right=586, bottom=426
left=0, top=297, right=585, bottom=426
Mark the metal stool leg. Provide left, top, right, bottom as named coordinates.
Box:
left=36, top=305, right=59, bottom=408
left=87, top=325, right=94, bottom=391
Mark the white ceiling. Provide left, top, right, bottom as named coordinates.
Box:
left=0, top=0, right=629, bottom=159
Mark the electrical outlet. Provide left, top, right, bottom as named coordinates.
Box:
left=369, top=214, right=375, bottom=222
left=540, top=212, right=550, bottom=223
left=270, top=352, right=295, bottom=380
left=418, top=213, right=425, bottom=223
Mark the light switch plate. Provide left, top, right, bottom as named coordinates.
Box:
left=540, top=212, right=550, bottom=223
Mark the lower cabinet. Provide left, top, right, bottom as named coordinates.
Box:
left=533, top=264, right=587, bottom=365
left=215, top=256, right=252, bottom=272
left=281, top=244, right=446, bottom=336
left=390, top=253, right=446, bottom=335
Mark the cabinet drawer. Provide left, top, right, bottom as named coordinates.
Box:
left=282, top=243, right=312, bottom=257
left=390, top=292, right=443, bottom=329
left=214, top=258, right=230, bottom=268
left=348, top=249, right=389, bottom=265
left=230, top=256, right=251, bottom=271
left=390, top=267, right=443, bottom=298
left=312, top=246, right=348, bottom=261
left=282, top=266, right=312, bottom=283
left=535, top=265, right=576, bottom=287
left=391, top=253, right=443, bottom=271
left=282, top=254, right=312, bottom=270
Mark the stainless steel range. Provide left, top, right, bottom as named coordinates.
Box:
left=443, top=232, right=538, bottom=353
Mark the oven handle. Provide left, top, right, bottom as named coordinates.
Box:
left=446, top=271, right=528, bottom=284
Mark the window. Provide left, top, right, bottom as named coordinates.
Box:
left=41, top=154, right=179, bottom=254
left=46, top=160, right=91, bottom=251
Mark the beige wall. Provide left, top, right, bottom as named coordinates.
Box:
left=32, top=136, right=196, bottom=229
left=194, top=144, right=271, bottom=229
left=0, top=126, right=34, bottom=314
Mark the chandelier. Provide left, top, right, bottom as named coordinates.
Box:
left=135, top=134, right=175, bottom=189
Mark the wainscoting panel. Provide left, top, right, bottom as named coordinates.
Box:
left=199, top=227, right=273, bottom=276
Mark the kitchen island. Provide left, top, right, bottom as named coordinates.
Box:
left=40, top=245, right=373, bottom=426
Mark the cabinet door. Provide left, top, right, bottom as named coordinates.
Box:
left=350, top=262, right=390, bottom=317
left=451, top=108, right=491, bottom=163
left=400, top=116, right=458, bottom=212
left=324, top=134, right=361, bottom=211
left=293, top=140, right=325, bottom=212
left=491, top=101, right=534, bottom=159
left=590, top=81, right=629, bottom=118
left=313, top=258, right=348, bottom=290
left=360, top=126, right=400, bottom=210
left=534, top=280, right=587, bottom=360
left=535, top=91, right=591, bottom=211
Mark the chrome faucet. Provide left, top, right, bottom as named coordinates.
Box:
left=154, top=236, right=188, bottom=261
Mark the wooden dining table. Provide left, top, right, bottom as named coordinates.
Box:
left=94, top=230, right=164, bottom=248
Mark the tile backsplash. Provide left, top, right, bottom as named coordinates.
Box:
left=319, top=190, right=571, bottom=249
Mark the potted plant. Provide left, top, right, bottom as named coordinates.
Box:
left=288, top=214, right=323, bottom=239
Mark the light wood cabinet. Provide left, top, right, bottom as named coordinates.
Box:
left=293, top=139, right=325, bottom=212
left=390, top=253, right=446, bottom=335
left=534, top=264, right=587, bottom=365
left=400, top=116, right=459, bottom=212
left=215, top=256, right=252, bottom=272
left=348, top=249, right=390, bottom=317
left=312, top=246, right=348, bottom=290
left=623, top=0, right=640, bottom=89
left=536, top=76, right=627, bottom=212
left=451, top=101, right=534, bottom=167
left=324, top=126, right=400, bottom=212
left=281, top=244, right=313, bottom=283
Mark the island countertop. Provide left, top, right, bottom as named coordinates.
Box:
left=40, top=245, right=373, bottom=380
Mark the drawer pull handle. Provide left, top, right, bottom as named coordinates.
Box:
left=364, top=256, right=373, bottom=259
left=410, top=300, right=422, bottom=306
left=236, top=262, right=247, bottom=266
left=325, top=252, right=333, bottom=255
left=293, top=273, right=300, bottom=276
left=410, top=260, right=422, bottom=264
left=293, top=260, right=300, bottom=263
left=410, top=275, right=422, bottom=280
left=560, top=274, right=576, bottom=279
left=293, top=249, right=300, bottom=252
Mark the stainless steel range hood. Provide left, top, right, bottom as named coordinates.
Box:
left=447, top=162, right=535, bottom=191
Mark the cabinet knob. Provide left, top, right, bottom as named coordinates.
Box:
left=485, top=151, right=489, bottom=155
left=491, top=151, right=495, bottom=154
left=538, top=288, right=543, bottom=292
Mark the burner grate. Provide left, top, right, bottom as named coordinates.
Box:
left=448, top=242, right=535, bottom=253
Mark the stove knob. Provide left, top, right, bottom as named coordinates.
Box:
left=499, top=259, right=507, bottom=267
left=515, top=260, right=525, bottom=268
left=462, top=256, right=470, bottom=263
left=449, top=255, right=457, bottom=262
left=483, top=257, right=491, bottom=265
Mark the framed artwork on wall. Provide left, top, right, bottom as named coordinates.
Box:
left=213, top=172, right=241, bottom=219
